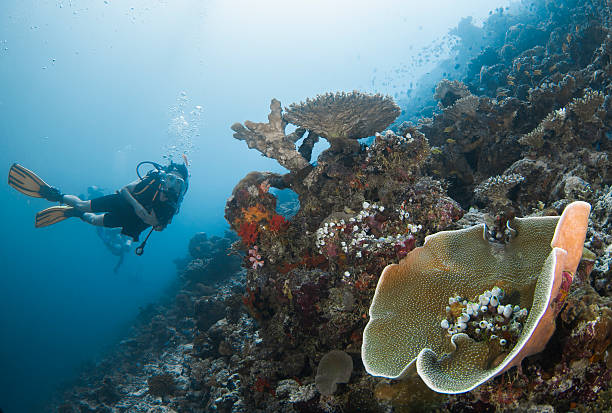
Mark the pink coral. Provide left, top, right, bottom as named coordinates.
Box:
left=248, top=246, right=264, bottom=270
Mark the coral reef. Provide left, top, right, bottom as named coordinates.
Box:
left=50, top=1, right=612, bottom=412
left=423, top=13, right=611, bottom=212
left=180, top=231, right=241, bottom=285
left=147, top=374, right=176, bottom=398
left=48, top=233, right=250, bottom=412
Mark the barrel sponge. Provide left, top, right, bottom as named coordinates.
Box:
left=283, top=91, right=400, bottom=152
left=315, top=350, right=354, bottom=396
left=362, top=201, right=590, bottom=393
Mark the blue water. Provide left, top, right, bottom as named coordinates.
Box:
left=0, top=1, right=512, bottom=411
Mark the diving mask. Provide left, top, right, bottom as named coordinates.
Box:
left=160, top=171, right=186, bottom=203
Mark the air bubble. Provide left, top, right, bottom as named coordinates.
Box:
left=163, top=92, right=201, bottom=162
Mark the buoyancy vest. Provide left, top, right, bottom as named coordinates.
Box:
left=132, top=172, right=176, bottom=226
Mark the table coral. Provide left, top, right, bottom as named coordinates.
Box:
left=433, top=79, right=471, bottom=108
left=474, top=173, right=525, bottom=209
left=520, top=89, right=605, bottom=150
left=283, top=91, right=401, bottom=154
left=362, top=201, right=590, bottom=393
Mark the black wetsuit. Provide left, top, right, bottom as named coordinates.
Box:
left=89, top=172, right=176, bottom=241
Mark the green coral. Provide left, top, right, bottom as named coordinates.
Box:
left=362, top=202, right=589, bottom=393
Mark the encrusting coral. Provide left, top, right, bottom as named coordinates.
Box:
left=362, top=201, right=590, bottom=393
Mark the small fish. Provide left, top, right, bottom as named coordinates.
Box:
left=562, top=43, right=569, bottom=53
left=549, top=63, right=558, bottom=72
left=431, top=148, right=443, bottom=155
left=443, top=126, right=454, bottom=133
left=508, top=80, right=515, bottom=86
left=533, top=69, right=542, bottom=75
left=182, top=153, right=189, bottom=166
left=507, top=75, right=515, bottom=80
left=344, top=206, right=355, bottom=214
left=497, top=90, right=508, bottom=97
left=524, top=70, right=531, bottom=76
left=566, top=33, right=572, bottom=43
left=446, top=138, right=456, bottom=144
left=516, top=62, right=522, bottom=71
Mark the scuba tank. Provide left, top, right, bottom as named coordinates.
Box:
left=134, top=160, right=189, bottom=255
left=136, top=160, right=188, bottom=208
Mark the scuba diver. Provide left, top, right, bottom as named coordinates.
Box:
left=82, top=185, right=133, bottom=272
left=96, top=227, right=132, bottom=273
left=83, top=185, right=106, bottom=201
left=7, top=161, right=188, bottom=254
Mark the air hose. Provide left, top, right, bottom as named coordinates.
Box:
left=136, top=160, right=163, bottom=180
left=135, top=227, right=154, bottom=256
left=134, top=160, right=163, bottom=256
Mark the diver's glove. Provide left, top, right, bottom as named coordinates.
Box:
left=40, top=186, right=64, bottom=202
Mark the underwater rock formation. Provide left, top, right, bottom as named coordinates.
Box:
left=147, top=373, right=176, bottom=397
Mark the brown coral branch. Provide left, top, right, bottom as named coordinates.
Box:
left=231, top=99, right=310, bottom=173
